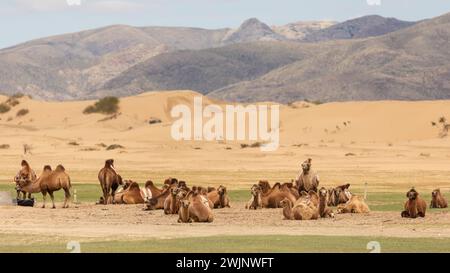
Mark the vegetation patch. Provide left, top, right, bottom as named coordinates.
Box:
left=0, top=103, right=10, bottom=114
left=106, top=144, right=125, bottom=150
left=0, top=144, right=10, bottom=149
left=16, top=109, right=29, bottom=117
left=84, top=97, right=119, bottom=115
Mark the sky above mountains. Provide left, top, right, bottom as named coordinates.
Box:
left=1, top=0, right=450, bottom=49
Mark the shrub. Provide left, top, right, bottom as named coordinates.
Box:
left=106, top=144, right=124, bottom=150
left=84, top=97, right=119, bottom=115
left=16, top=109, right=29, bottom=117
left=0, top=144, right=10, bottom=149
left=0, top=103, right=10, bottom=114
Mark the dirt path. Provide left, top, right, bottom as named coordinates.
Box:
left=1, top=202, right=450, bottom=241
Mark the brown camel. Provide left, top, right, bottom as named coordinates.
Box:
left=430, top=189, right=448, bottom=208
left=337, top=195, right=370, bottom=214
left=122, top=182, right=146, bottom=204
left=17, top=165, right=72, bottom=209
left=261, top=183, right=297, bottom=208
left=401, top=188, right=426, bottom=218
left=145, top=184, right=176, bottom=210
left=295, top=158, right=319, bottom=193
left=318, top=187, right=334, bottom=218
left=327, top=183, right=352, bottom=206
left=178, top=199, right=192, bottom=223
left=13, top=160, right=36, bottom=200
left=281, top=192, right=319, bottom=220
left=246, top=184, right=263, bottom=210
left=187, top=190, right=214, bottom=223
left=207, top=185, right=230, bottom=208
left=98, top=159, right=123, bottom=205
left=164, top=187, right=180, bottom=214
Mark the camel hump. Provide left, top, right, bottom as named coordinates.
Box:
left=43, top=165, right=52, bottom=172
left=145, top=180, right=154, bottom=188
left=129, top=182, right=140, bottom=191
left=56, top=165, right=65, bottom=172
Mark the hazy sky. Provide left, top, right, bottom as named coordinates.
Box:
left=1, top=0, right=450, bottom=49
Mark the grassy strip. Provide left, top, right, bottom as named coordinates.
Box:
left=1, top=235, right=449, bottom=253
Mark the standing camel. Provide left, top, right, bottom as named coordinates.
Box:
left=17, top=165, right=72, bottom=208
left=98, top=159, right=123, bottom=204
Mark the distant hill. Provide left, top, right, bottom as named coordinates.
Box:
left=302, top=15, right=416, bottom=42
left=0, top=14, right=427, bottom=101
left=209, top=13, right=450, bottom=103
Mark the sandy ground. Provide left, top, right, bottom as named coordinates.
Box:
left=1, top=202, right=449, bottom=240
left=1, top=91, right=450, bottom=243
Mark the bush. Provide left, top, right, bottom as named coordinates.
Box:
left=106, top=144, right=124, bottom=150
left=84, top=97, right=119, bottom=115
left=16, top=109, right=29, bottom=117
left=0, top=103, right=10, bottom=114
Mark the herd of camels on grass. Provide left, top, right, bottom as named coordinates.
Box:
left=13, top=158, right=448, bottom=222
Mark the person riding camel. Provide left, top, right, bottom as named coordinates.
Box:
left=14, top=160, right=37, bottom=199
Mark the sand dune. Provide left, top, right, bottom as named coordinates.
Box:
left=1, top=91, right=450, bottom=191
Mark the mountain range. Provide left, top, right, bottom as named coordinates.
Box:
left=2, top=13, right=448, bottom=103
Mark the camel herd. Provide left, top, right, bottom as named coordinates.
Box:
left=12, top=158, right=449, bottom=223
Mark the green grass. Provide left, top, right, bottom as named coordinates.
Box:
left=1, top=235, right=449, bottom=253
left=1, top=183, right=449, bottom=213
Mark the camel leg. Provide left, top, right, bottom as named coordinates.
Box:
left=101, top=185, right=109, bottom=205
left=49, top=192, right=56, bottom=209
left=42, top=192, right=47, bottom=208
left=63, top=187, right=71, bottom=208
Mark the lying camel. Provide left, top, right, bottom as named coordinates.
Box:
left=281, top=192, right=319, bottom=220
left=197, top=186, right=214, bottom=209
left=430, top=189, right=448, bottom=208
left=401, top=188, right=426, bottom=218
left=188, top=190, right=214, bottom=223
left=246, top=184, right=262, bottom=210
left=328, top=183, right=352, bottom=206
left=164, top=187, right=180, bottom=214
left=207, top=185, right=230, bottom=208
left=258, top=180, right=272, bottom=194
left=295, top=158, right=319, bottom=193
left=261, top=183, right=297, bottom=208
left=18, top=165, right=71, bottom=209
left=98, top=159, right=123, bottom=204
left=178, top=199, right=192, bottom=223
left=145, top=184, right=177, bottom=210
left=318, top=187, right=334, bottom=218
left=337, top=195, right=370, bottom=214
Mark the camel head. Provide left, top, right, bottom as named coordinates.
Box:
left=279, top=198, right=292, bottom=208
left=170, top=187, right=179, bottom=197
left=301, top=158, right=312, bottom=174
left=218, top=185, right=227, bottom=196
left=407, top=188, right=419, bottom=200
left=180, top=199, right=190, bottom=209
left=105, top=159, right=114, bottom=169
left=432, top=189, right=440, bottom=198
left=319, top=187, right=328, bottom=198
left=250, top=184, right=261, bottom=197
